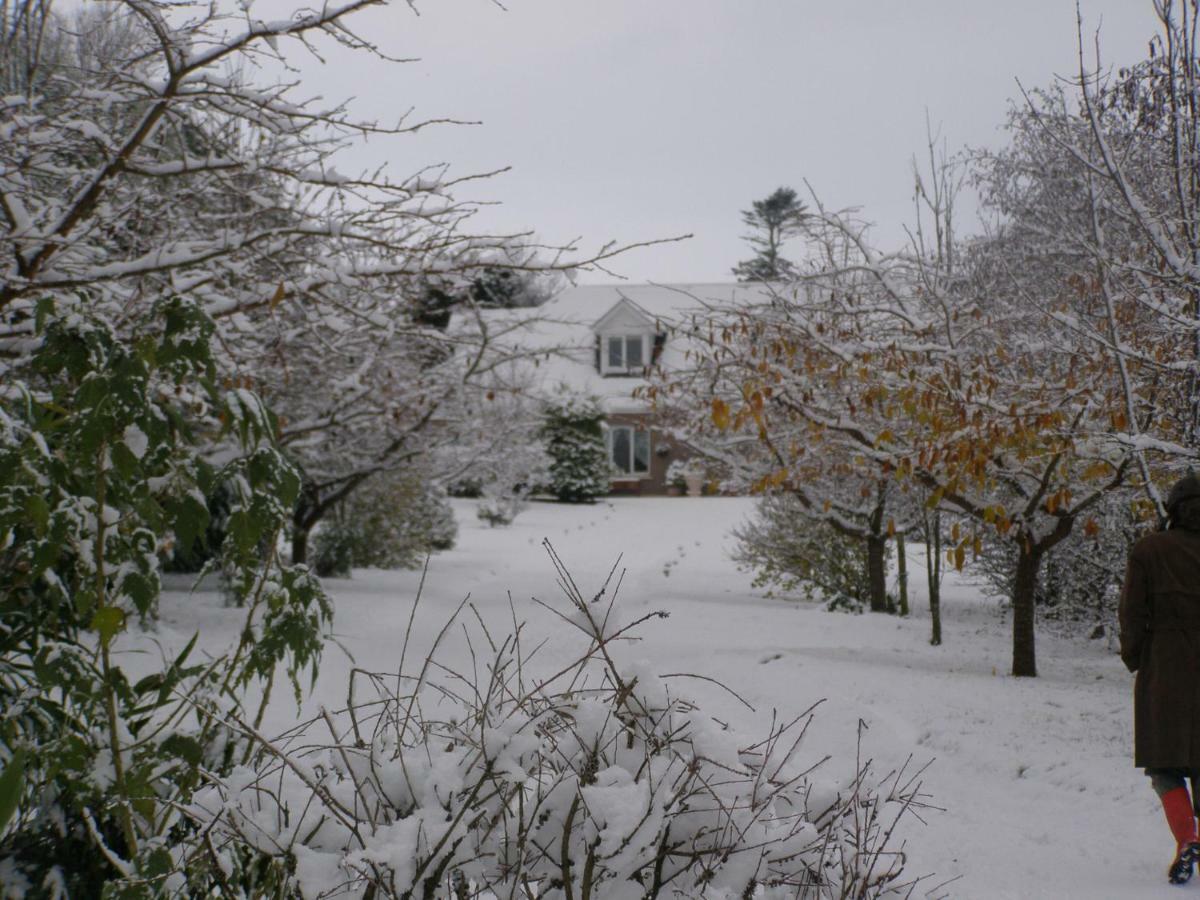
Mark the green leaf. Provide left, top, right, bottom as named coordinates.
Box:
left=160, top=734, right=203, bottom=768
left=133, top=673, right=163, bottom=695
left=170, top=493, right=209, bottom=554
left=142, top=846, right=172, bottom=880
left=277, top=463, right=300, bottom=508
left=34, top=297, right=55, bottom=334
left=90, top=607, right=126, bottom=647
left=110, top=440, right=139, bottom=482
left=122, top=571, right=156, bottom=617
left=227, top=509, right=257, bottom=554
left=132, top=793, right=156, bottom=823
left=24, top=494, right=49, bottom=536
left=0, top=749, right=27, bottom=833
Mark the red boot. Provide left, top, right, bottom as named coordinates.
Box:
left=1161, top=787, right=1200, bottom=884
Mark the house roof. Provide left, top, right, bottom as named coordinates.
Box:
left=451, top=282, right=770, bottom=415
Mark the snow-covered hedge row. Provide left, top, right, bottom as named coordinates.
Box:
left=191, top=547, right=928, bottom=898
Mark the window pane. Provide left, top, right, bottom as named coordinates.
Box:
left=607, top=336, right=623, bottom=369
left=625, top=335, right=643, bottom=367
left=611, top=427, right=631, bottom=473
left=633, top=431, right=650, bottom=473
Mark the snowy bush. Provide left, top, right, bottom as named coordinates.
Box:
left=475, top=464, right=547, bottom=527
left=474, top=433, right=550, bottom=527
left=314, top=474, right=458, bottom=574
left=666, top=460, right=690, bottom=489
left=427, top=388, right=550, bottom=526
left=665, top=457, right=706, bottom=488
left=475, top=491, right=524, bottom=527
left=542, top=395, right=611, bottom=503
left=409, top=485, right=459, bottom=554
left=735, top=493, right=877, bottom=611
left=190, top=546, right=930, bottom=898
left=313, top=523, right=359, bottom=578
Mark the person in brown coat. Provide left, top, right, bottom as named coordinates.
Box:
left=1120, top=473, right=1200, bottom=884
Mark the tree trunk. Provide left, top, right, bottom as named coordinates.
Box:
left=292, top=524, right=311, bottom=566
left=1011, top=539, right=1042, bottom=677
left=925, top=510, right=942, bottom=646
left=896, top=534, right=909, bottom=616
left=866, top=533, right=888, bottom=613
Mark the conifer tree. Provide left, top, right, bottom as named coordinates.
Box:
left=541, top=396, right=611, bottom=503
left=732, top=186, right=808, bottom=281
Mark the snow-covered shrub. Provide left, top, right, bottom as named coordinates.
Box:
left=665, top=457, right=706, bottom=488
left=312, top=522, right=358, bottom=577
left=446, top=475, right=484, bottom=498
left=475, top=492, right=522, bottom=527
left=412, top=485, right=459, bottom=553
left=666, top=459, right=690, bottom=490
left=431, top=387, right=550, bottom=526
left=314, top=473, right=459, bottom=575
left=735, top=493, right=876, bottom=611
left=475, top=446, right=550, bottom=527
left=465, top=404, right=550, bottom=526
left=191, top=546, right=930, bottom=898
left=541, top=395, right=611, bottom=503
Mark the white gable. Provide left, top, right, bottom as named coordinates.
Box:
left=592, top=297, right=655, bottom=334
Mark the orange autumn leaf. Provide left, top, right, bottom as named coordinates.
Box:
left=712, top=397, right=731, bottom=431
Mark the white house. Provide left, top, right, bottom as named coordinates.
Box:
left=460, top=282, right=767, bottom=494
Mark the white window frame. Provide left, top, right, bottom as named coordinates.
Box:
left=608, top=425, right=651, bottom=478
left=601, top=333, right=648, bottom=375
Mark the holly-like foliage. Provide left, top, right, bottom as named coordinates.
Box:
left=0, top=297, right=331, bottom=894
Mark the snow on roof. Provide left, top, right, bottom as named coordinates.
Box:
left=543, top=282, right=769, bottom=326
left=451, top=282, right=770, bottom=415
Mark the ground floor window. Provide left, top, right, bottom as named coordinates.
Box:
left=608, top=425, right=650, bottom=476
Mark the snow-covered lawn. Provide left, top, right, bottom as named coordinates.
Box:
left=152, top=498, right=1174, bottom=899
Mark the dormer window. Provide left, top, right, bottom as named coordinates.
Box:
left=604, top=334, right=645, bottom=374
left=593, top=297, right=660, bottom=376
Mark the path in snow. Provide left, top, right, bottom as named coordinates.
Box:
left=155, top=497, right=1176, bottom=899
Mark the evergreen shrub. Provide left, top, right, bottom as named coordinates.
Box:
left=541, top=395, right=610, bottom=503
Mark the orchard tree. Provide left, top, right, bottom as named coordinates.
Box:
left=1077, top=0, right=1200, bottom=460
left=671, top=221, right=923, bottom=614
left=971, top=1, right=1200, bottom=518
left=655, top=313, right=914, bottom=615
left=680, top=158, right=1134, bottom=676
left=732, top=186, right=808, bottom=281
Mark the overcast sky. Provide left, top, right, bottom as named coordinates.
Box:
left=277, top=0, right=1157, bottom=284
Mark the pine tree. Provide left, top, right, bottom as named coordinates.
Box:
left=732, top=187, right=807, bottom=282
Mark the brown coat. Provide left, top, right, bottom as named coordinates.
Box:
left=1119, top=528, right=1200, bottom=768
